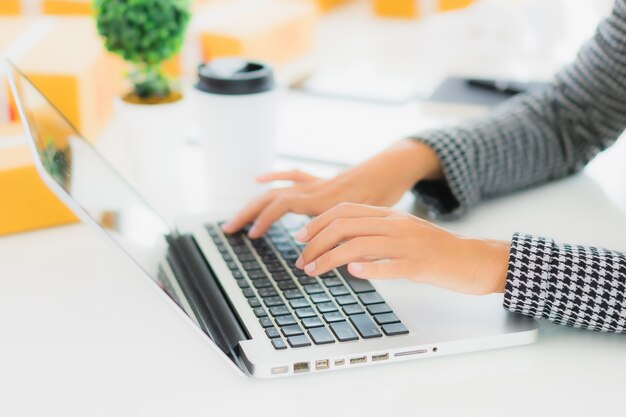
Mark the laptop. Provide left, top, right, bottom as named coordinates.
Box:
left=6, top=61, right=538, bottom=378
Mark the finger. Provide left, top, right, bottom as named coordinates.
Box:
left=249, top=194, right=325, bottom=238
left=297, top=217, right=396, bottom=268
left=221, top=192, right=276, bottom=234
left=348, top=259, right=409, bottom=280
left=295, top=203, right=391, bottom=243
left=256, top=169, right=318, bottom=184
left=302, top=237, right=398, bottom=276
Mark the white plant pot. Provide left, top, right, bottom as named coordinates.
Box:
left=115, top=96, right=187, bottom=220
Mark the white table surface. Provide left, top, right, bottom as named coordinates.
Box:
left=1, top=1, right=625, bottom=416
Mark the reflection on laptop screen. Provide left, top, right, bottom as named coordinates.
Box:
left=8, top=63, right=171, bottom=281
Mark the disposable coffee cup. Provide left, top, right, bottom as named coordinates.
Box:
left=191, top=58, right=279, bottom=212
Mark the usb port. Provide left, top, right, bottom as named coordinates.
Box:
left=372, top=353, right=389, bottom=362
left=334, top=359, right=345, bottom=366
left=315, top=359, right=329, bottom=370
left=293, top=362, right=310, bottom=373
left=350, top=356, right=367, bottom=365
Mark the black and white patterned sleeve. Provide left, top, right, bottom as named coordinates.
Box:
left=408, top=0, right=626, bottom=217
left=504, top=233, right=626, bottom=333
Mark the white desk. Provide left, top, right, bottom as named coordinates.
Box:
left=2, top=2, right=626, bottom=416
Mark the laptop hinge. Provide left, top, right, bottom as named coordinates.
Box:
left=165, top=234, right=250, bottom=373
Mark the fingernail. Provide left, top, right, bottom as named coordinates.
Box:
left=304, top=262, right=316, bottom=275
left=248, top=224, right=259, bottom=238
left=295, top=255, right=304, bottom=269
left=349, top=262, right=364, bottom=275
left=294, top=226, right=308, bottom=242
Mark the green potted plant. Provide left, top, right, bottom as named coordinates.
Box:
left=94, top=0, right=191, bottom=104
left=93, top=0, right=192, bottom=215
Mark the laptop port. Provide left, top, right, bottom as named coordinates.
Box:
left=271, top=366, right=288, bottom=375
left=293, top=362, right=310, bottom=373
left=372, top=353, right=389, bottom=362
left=334, top=359, right=345, bottom=366
left=315, top=359, right=329, bottom=370
left=350, top=356, right=367, bottom=365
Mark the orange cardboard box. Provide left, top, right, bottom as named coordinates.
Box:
left=42, top=0, right=92, bottom=15
left=11, top=17, right=123, bottom=140
left=0, top=1, right=21, bottom=15
left=438, top=0, right=474, bottom=12
left=195, top=0, right=317, bottom=66
left=0, top=122, right=77, bottom=236
left=373, top=0, right=419, bottom=18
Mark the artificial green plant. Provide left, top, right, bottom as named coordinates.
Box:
left=93, top=0, right=191, bottom=102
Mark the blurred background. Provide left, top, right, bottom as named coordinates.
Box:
left=0, top=0, right=618, bottom=233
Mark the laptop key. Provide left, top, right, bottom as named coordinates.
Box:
left=323, top=312, right=345, bottom=323
left=253, top=307, right=268, bottom=318
left=281, top=324, right=304, bottom=337
left=283, top=289, right=303, bottom=299
left=342, top=304, right=365, bottom=315
left=289, top=298, right=310, bottom=309
left=242, top=288, right=256, bottom=298
left=247, top=270, right=267, bottom=280
left=301, top=317, right=324, bottom=328
left=263, top=296, right=285, bottom=307
left=338, top=266, right=375, bottom=293
left=358, top=292, right=384, bottom=305
left=236, top=253, right=256, bottom=262
left=322, top=277, right=343, bottom=287
left=269, top=306, right=291, bottom=317
left=366, top=303, right=392, bottom=315
left=310, top=293, right=331, bottom=304
left=257, top=287, right=278, bottom=298
left=277, top=280, right=297, bottom=291
left=287, top=335, right=311, bottom=348
left=271, top=338, right=287, bottom=350
left=275, top=314, right=297, bottom=326
left=349, top=314, right=382, bottom=339
left=253, top=278, right=273, bottom=289
left=335, top=295, right=357, bottom=306
left=374, top=312, right=400, bottom=325
left=232, top=270, right=244, bottom=279
left=316, top=302, right=338, bottom=313
left=259, top=317, right=273, bottom=328
left=329, top=286, right=349, bottom=297
left=295, top=307, right=317, bottom=319
left=265, top=262, right=285, bottom=273
left=242, top=261, right=262, bottom=271
left=272, top=271, right=292, bottom=282
left=308, top=327, right=336, bottom=345
left=248, top=298, right=261, bottom=308
left=236, top=279, right=249, bottom=289
left=226, top=261, right=239, bottom=271
left=329, top=321, right=359, bottom=342
left=303, top=284, right=324, bottom=294
left=381, top=322, right=409, bottom=336
left=298, top=276, right=318, bottom=286
left=266, top=327, right=280, bottom=338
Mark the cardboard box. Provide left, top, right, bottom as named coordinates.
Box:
left=195, top=1, right=317, bottom=67
left=7, top=17, right=123, bottom=140
left=0, top=1, right=21, bottom=15
left=42, top=0, right=92, bottom=15
left=0, top=122, right=77, bottom=236
left=438, top=0, right=474, bottom=12
left=372, top=0, right=419, bottom=18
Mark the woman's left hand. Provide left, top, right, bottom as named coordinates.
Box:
left=294, top=203, right=510, bottom=295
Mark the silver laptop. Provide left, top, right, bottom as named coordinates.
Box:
left=7, top=61, right=538, bottom=379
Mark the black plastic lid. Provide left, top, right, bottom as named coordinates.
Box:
left=195, top=58, right=275, bottom=95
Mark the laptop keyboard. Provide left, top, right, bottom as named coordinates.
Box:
left=205, top=214, right=409, bottom=350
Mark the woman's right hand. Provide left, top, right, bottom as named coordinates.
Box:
left=221, top=139, right=442, bottom=238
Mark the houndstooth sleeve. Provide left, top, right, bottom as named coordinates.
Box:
left=504, top=233, right=626, bottom=333
left=409, top=0, right=626, bottom=218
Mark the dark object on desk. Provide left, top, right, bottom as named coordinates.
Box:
left=428, top=77, right=549, bottom=108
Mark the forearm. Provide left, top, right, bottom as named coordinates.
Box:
left=504, top=234, right=626, bottom=333
left=409, top=0, right=626, bottom=217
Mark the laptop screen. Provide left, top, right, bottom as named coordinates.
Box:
left=7, top=63, right=171, bottom=282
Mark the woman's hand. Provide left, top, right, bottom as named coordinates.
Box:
left=221, top=139, right=442, bottom=238
left=293, top=203, right=510, bottom=295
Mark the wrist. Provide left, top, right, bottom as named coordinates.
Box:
left=384, top=139, right=443, bottom=186
left=478, top=239, right=510, bottom=294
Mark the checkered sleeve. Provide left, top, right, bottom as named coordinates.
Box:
left=408, top=0, right=626, bottom=218
left=504, top=233, right=626, bottom=333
